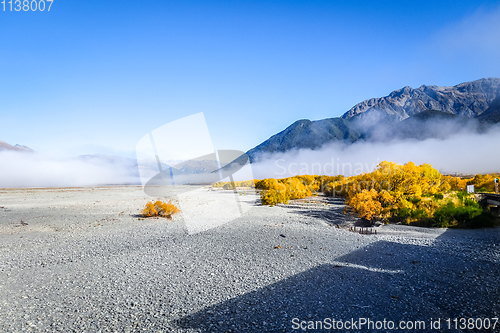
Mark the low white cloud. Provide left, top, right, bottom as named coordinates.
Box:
left=0, top=152, right=140, bottom=188
left=251, top=124, right=500, bottom=179
left=2, top=120, right=499, bottom=188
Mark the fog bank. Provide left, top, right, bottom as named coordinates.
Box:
left=251, top=124, right=500, bottom=179
left=0, top=152, right=140, bottom=188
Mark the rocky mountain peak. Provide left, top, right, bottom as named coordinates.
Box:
left=247, top=78, right=500, bottom=161
left=0, top=140, right=34, bottom=152
left=341, top=78, right=500, bottom=121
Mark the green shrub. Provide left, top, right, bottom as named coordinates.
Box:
left=432, top=202, right=456, bottom=227
left=409, top=197, right=421, bottom=205
left=456, top=191, right=469, bottom=203
left=453, top=205, right=482, bottom=223
left=411, top=209, right=428, bottom=219
left=432, top=201, right=483, bottom=227
left=433, top=193, right=444, bottom=200
left=395, top=208, right=412, bottom=218
left=465, top=210, right=498, bottom=228
left=463, top=197, right=478, bottom=207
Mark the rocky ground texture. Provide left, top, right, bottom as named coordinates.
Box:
left=0, top=186, right=499, bottom=332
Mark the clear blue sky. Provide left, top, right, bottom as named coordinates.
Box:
left=1, top=0, right=500, bottom=157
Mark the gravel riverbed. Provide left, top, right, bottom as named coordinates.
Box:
left=0, top=186, right=499, bottom=332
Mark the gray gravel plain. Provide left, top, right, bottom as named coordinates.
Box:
left=0, top=186, right=499, bottom=332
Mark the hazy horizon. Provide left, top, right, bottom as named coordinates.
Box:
left=2, top=117, right=500, bottom=188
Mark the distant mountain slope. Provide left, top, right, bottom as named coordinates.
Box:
left=248, top=78, right=500, bottom=161
left=247, top=118, right=361, bottom=160
left=342, top=77, right=500, bottom=121
left=0, top=140, right=33, bottom=152
left=364, top=110, right=483, bottom=141
left=477, top=95, right=500, bottom=123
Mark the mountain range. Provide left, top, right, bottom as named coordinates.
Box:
left=3, top=78, right=500, bottom=177
left=0, top=140, right=33, bottom=152
left=247, top=78, right=500, bottom=161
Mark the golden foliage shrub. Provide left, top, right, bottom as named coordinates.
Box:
left=261, top=189, right=290, bottom=206
left=259, top=179, right=289, bottom=206
left=141, top=202, right=158, bottom=217
left=213, top=162, right=495, bottom=225
left=223, top=182, right=236, bottom=190
left=470, top=174, right=497, bottom=192
left=257, top=176, right=319, bottom=206
left=238, top=180, right=255, bottom=188
left=214, top=180, right=255, bottom=189
left=439, top=173, right=500, bottom=193
left=284, top=177, right=312, bottom=200
left=346, top=189, right=382, bottom=221
left=323, top=178, right=348, bottom=197
left=141, top=200, right=180, bottom=219
left=341, top=161, right=448, bottom=222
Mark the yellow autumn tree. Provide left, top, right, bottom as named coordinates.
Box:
left=346, top=189, right=382, bottom=221
left=342, top=161, right=447, bottom=222
left=284, top=177, right=312, bottom=200
left=259, top=179, right=290, bottom=205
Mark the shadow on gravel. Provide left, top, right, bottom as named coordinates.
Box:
left=177, top=234, right=500, bottom=332
left=286, top=197, right=367, bottom=227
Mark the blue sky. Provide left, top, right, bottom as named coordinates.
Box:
left=1, top=0, right=500, bottom=158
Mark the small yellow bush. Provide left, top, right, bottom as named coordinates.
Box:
left=141, top=202, right=158, bottom=217
left=141, top=200, right=180, bottom=219
left=214, top=180, right=255, bottom=189
left=223, top=182, right=236, bottom=190
left=261, top=189, right=290, bottom=206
